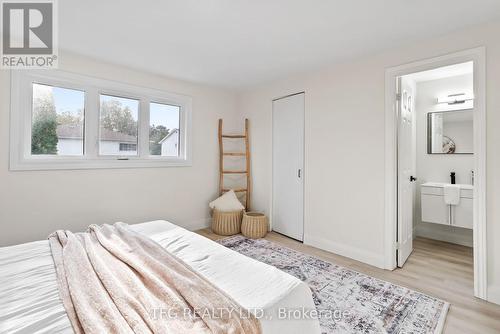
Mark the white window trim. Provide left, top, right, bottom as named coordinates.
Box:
left=10, top=70, right=192, bottom=171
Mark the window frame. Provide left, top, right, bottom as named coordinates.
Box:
left=148, top=100, right=182, bottom=158
left=98, top=92, right=140, bottom=157
left=10, top=70, right=192, bottom=170
left=30, top=82, right=87, bottom=158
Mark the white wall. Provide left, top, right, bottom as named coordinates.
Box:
left=100, top=141, right=137, bottom=156
left=58, top=139, right=138, bottom=156
left=0, top=52, right=239, bottom=246
left=414, top=74, right=474, bottom=246
left=161, top=131, right=179, bottom=156
left=237, top=20, right=500, bottom=304
left=57, top=138, right=83, bottom=156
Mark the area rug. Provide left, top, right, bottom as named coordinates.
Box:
left=218, top=236, right=449, bottom=334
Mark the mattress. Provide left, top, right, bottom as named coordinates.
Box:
left=0, top=220, right=321, bottom=334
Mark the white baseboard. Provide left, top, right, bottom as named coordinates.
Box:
left=303, top=234, right=385, bottom=269
left=415, top=223, right=473, bottom=247
left=488, top=285, right=500, bottom=305
left=182, top=217, right=211, bottom=231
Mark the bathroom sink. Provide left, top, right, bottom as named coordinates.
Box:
left=421, top=182, right=473, bottom=190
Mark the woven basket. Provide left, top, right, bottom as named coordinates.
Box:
left=241, top=212, right=268, bottom=239
left=211, top=209, right=243, bottom=236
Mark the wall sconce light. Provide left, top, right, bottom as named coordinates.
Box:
left=436, top=93, right=474, bottom=105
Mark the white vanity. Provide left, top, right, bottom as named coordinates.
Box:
left=421, top=182, right=473, bottom=229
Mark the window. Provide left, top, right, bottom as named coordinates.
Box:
left=32, top=83, right=85, bottom=156
left=119, top=143, right=137, bottom=152
left=149, top=102, right=180, bottom=157
left=99, top=94, right=139, bottom=156
left=11, top=70, right=192, bottom=170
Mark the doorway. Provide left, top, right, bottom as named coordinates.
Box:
left=272, top=92, right=305, bottom=241
left=384, top=48, right=487, bottom=299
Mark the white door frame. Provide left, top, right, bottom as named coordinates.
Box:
left=384, top=47, right=487, bottom=299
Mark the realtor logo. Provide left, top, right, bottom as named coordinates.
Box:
left=1, top=0, right=58, bottom=68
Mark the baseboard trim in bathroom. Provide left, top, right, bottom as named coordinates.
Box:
left=416, top=223, right=473, bottom=248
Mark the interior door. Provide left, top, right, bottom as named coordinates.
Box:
left=397, top=78, right=416, bottom=267
left=272, top=93, right=305, bottom=241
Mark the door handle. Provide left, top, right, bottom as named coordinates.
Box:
left=410, top=176, right=417, bottom=182
left=298, top=169, right=302, bottom=178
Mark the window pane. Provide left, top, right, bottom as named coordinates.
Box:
left=149, top=102, right=180, bottom=156
left=31, top=83, right=85, bottom=156
left=99, top=94, right=139, bottom=156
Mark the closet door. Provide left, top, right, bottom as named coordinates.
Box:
left=272, top=93, right=304, bottom=241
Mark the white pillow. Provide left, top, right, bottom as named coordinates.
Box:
left=209, top=190, right=245, bottom=212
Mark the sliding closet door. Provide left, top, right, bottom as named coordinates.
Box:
left=272, top=93, right=304, bottom=241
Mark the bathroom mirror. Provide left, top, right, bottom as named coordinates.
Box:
left=427, top=109, right=473, bottom=154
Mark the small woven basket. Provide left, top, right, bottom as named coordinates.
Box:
left=211, top=209, right=243, bottom=236
left=241, top=212, right=268, bottom=239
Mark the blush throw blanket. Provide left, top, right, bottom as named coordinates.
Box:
left=48, top=223, right=261, bottom=334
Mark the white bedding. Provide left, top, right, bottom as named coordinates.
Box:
left=0, top=220, right=320, bottom=334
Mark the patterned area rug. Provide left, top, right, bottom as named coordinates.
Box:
left=218, top=236, right=449, bottom=334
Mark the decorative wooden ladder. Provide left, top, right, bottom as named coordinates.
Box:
left=218, top=118, right=251, bottom=210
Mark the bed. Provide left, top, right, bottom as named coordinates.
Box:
left=0, top=220, right=321, bottom=334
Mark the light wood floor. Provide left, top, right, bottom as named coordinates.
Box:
left=197, top=229, right=500, bottom=334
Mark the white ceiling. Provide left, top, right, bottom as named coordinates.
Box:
left=59, top=0, right=500, bottom=89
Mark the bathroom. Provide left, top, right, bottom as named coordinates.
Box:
left=411, top=62, right=474, bottom=248
left=397, top=61, right=475, bottom=269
